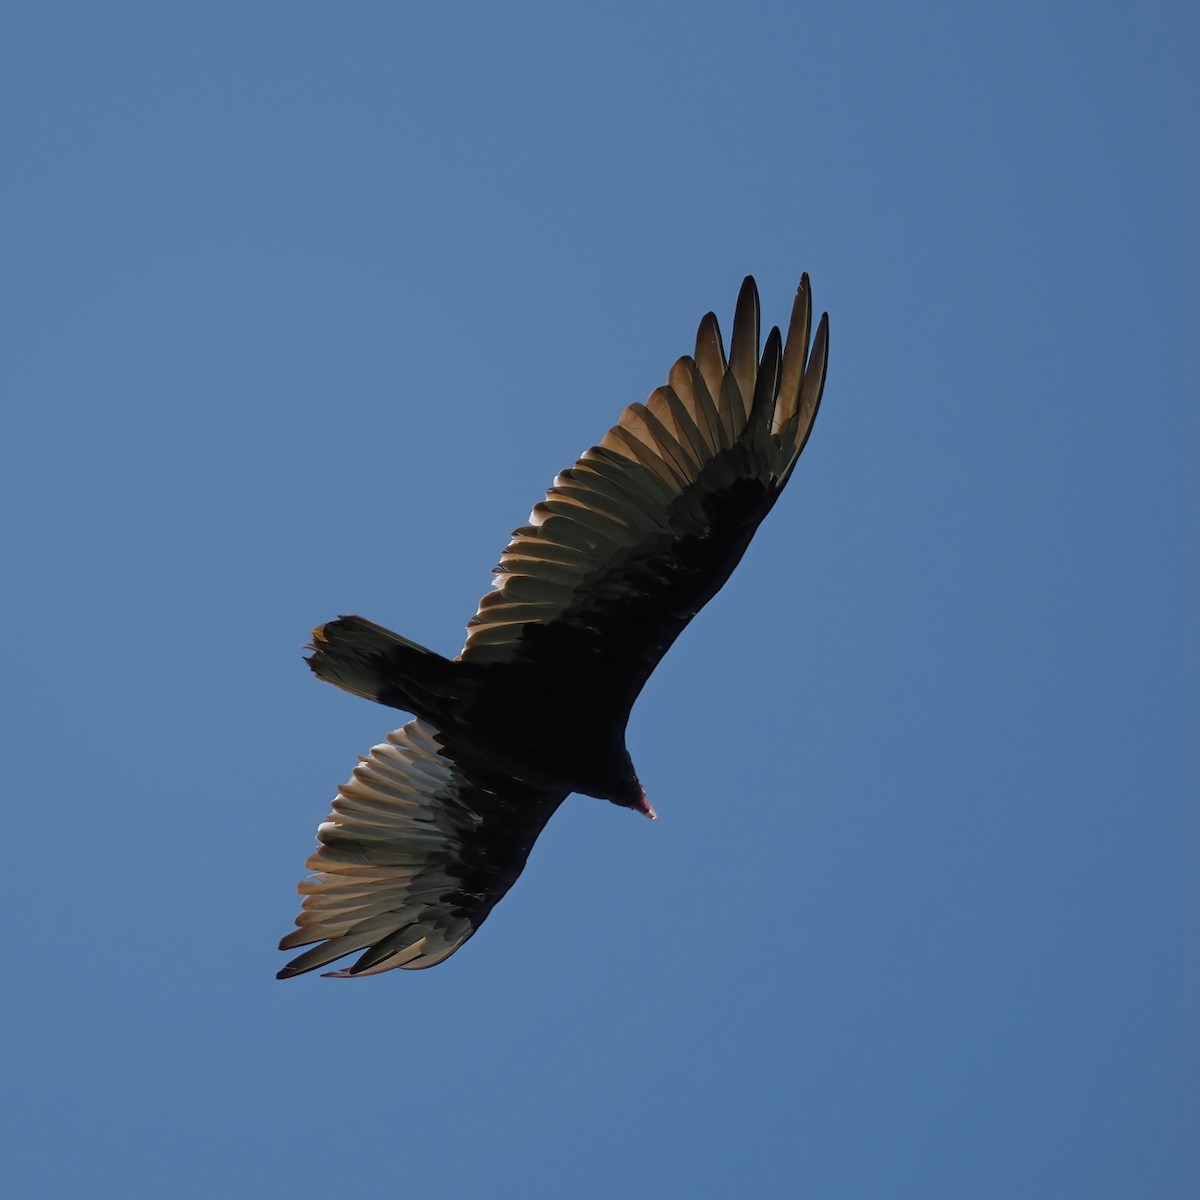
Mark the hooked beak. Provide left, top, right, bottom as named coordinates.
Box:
left=637, top=791, right=657, bottom=821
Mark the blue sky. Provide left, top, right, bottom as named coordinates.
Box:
left=3, top=2, right=1196, bottom=1196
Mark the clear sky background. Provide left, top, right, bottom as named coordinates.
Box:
left=3, top=3, right=1196, bottom=1197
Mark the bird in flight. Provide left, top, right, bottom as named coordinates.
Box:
left=278, top=275, right=830, bottom=978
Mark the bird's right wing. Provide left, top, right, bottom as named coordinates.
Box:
left=278, top=719, right=565, bottom=977
left=459, top=275, right=829, bottom=709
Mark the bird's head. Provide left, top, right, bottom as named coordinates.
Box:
left=634, top=788, right=658, bottom=821
left=610, top=771, right=657, bottom=821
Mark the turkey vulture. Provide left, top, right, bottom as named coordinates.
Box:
left=278, top=274, right=829, bottom=978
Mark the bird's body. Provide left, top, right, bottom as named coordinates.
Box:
left=278, top=275, right=829, bottom=977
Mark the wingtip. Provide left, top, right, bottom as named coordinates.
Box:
left=733, top=276, right=761, bottom=339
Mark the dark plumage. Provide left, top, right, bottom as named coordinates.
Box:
left=278, top=275, right=830, bottom=977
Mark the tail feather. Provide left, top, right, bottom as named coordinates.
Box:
left=306, top=615, right=457, bottom=717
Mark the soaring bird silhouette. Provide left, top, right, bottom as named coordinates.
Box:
left=278, top=275, right=829, bottom=977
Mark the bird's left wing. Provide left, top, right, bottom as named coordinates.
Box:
left=278, top=719, right=565, bottom=977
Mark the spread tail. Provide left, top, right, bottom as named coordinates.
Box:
left=306, top=615, right=458, bottom=718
